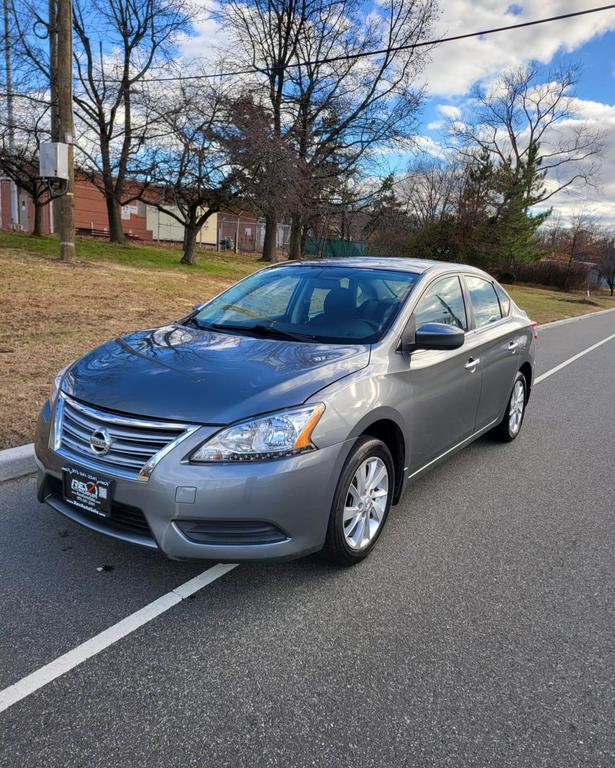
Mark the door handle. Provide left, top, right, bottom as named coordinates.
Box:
left=507, top=341, right=519, bottom=353
left=465, top=357, right=480, bottom=372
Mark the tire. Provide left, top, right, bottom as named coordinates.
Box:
left=489, top=371, right=527, bottom=443
left=322, top=436, right=394, bottom=566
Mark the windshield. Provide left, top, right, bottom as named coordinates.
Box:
left=189, top=265, right=420, bottom=344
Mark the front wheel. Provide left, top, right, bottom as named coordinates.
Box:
left=489, top=371, right=527, bottom=442
left=323, top=437, right=394, bottom=566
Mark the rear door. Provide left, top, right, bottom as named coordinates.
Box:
left=462, top=274, right=521, bottom=429
left=401, top=274, right=482, bottom=473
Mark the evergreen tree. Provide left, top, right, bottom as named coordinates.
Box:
left=489, top=142, right=550, bottom=270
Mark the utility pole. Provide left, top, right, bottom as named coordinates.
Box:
left=3, top=0, right=18, bottom=228
left=56, top=0, right=75, bottom=261
left=48, top=0, right=60, bottom=233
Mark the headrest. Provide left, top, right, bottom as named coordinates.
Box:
left=324, top=287, right=355, bottom=315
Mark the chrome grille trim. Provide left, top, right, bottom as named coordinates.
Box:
left=53, top=393, right=199, bottom=481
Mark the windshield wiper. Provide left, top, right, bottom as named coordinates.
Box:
left=185, top=316, right=208, bottom=330
left=208, top=322, right=316, bottom=343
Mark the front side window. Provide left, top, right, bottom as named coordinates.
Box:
left=413, top=276, right=467, bottom=331
left=465, top=276, right=503, bottom=328
left=190, top=265, right=420, bottom=344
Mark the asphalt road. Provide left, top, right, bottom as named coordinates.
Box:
left=1, top=310, right=614, bottom=767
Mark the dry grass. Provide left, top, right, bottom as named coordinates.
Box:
left=508, top=284, right=615, bottom=323
left=0, top=247, right=260, bottom=449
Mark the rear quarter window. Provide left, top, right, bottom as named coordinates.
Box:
left=494, top=282, right=512, bottom=316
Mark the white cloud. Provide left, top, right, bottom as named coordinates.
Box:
left=412, top=135, right=444, bottom=156
left=424, top=1, right=615, bottom=97
left=437, top=104, right=461, bottom=119
left=539, top=97, right=615, bottom=226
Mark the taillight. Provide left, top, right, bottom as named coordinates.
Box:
left=530, top=321, right=539, bottom=340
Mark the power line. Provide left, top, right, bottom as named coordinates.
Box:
left=4, top=2, right=615, bottom=95
left=107, top=3, right=615, bottom=83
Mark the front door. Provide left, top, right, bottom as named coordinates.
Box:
left=400, top=274, right=482, bottom=474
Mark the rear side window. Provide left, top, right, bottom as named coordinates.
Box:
left=465, top=276, right=503, bottom=328
left=494, top=282, right=511, bottom=316
left=413, top=276, right=467, bottom=330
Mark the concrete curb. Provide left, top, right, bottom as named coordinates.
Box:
left=0, top=443, right=36, bottom=483
left=1, top=306, right=613, bottom=483
left=538, top=306, right=615, bottom=330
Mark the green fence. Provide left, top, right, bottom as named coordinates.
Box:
left=304, top=238, right=368, bottom=258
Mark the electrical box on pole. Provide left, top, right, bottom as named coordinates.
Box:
left=39, top=142, right=69, bottom=180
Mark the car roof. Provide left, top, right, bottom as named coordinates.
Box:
left=269, top=257, right=489, bottom=278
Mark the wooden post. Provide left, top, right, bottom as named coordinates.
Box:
left=48, top=0, right=60, bottom=233
left=56, top=0, right=75, bottom=260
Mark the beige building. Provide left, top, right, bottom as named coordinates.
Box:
left=146, top=205, right=218, bottom=247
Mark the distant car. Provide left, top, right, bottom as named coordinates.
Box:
left=35, top=258, right=535, bottom=565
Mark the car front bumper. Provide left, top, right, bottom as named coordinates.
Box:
left=35, top=402, right=353, bottom=561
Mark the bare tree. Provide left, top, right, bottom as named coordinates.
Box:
left=215, top=0, right=316, bottom=261
left=398, top=159, right=460, bottom=226
left=0, top=1, right=61, bottom=235
left=217, top=0, right=437, bottom=260
left=453, top=65, right=603, bottom=207
left=0, top=96, right=55, bottom=235
left=71, top=0, right=194, bottom=243
left=138, top=78, right=238, bottom=265
left=596, top=237, right=615, bottom=296
left=283, top=0, right=437, bottom=258
left=224, top=94, right=310, bottom=257
left=562, top=210, right=595, bottom=289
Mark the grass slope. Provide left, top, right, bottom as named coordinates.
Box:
left=509, top=284, right=614, bottom=323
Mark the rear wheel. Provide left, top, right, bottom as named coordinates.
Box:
left=323, top=437, right=394, bottom=566
left=489, top=371, right=527, bottom=442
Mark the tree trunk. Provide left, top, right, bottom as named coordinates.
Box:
left=288, top=216, right=303, bottom=260
left=261, top=210, right=277, bottom=262
left=32, top=200, right=44, bottom=236
left=106, top=196, right=126, bottom=244
left=181, top=222, right=199, bottom=265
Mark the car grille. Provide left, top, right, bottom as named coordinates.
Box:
left=44, top=475, right=153, bottom=541
left=55, top=395, right=197, bottom=480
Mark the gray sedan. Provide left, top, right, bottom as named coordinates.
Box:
left=35, top=258, right=536, bottom=565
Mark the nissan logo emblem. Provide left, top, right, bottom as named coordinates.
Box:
left=89, top=427, right=112, bottom=456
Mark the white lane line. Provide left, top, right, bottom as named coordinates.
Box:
left=0, top=562, right=238, bottom=715
left=534, top=332, right=615, bottom=385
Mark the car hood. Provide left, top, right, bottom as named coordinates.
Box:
left=62, top=324, right=370, bottom=424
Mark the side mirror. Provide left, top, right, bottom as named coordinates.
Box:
left=399, top=322, right=465, bottom=353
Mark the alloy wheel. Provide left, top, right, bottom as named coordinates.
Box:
left=343, top=457, right=389, bottom=550
left=508, top=379, right=525, bottom=436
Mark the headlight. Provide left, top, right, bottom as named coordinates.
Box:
left=50, top=362, right=74, bottom=404
left=189, top=403, right=325, bottom=463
